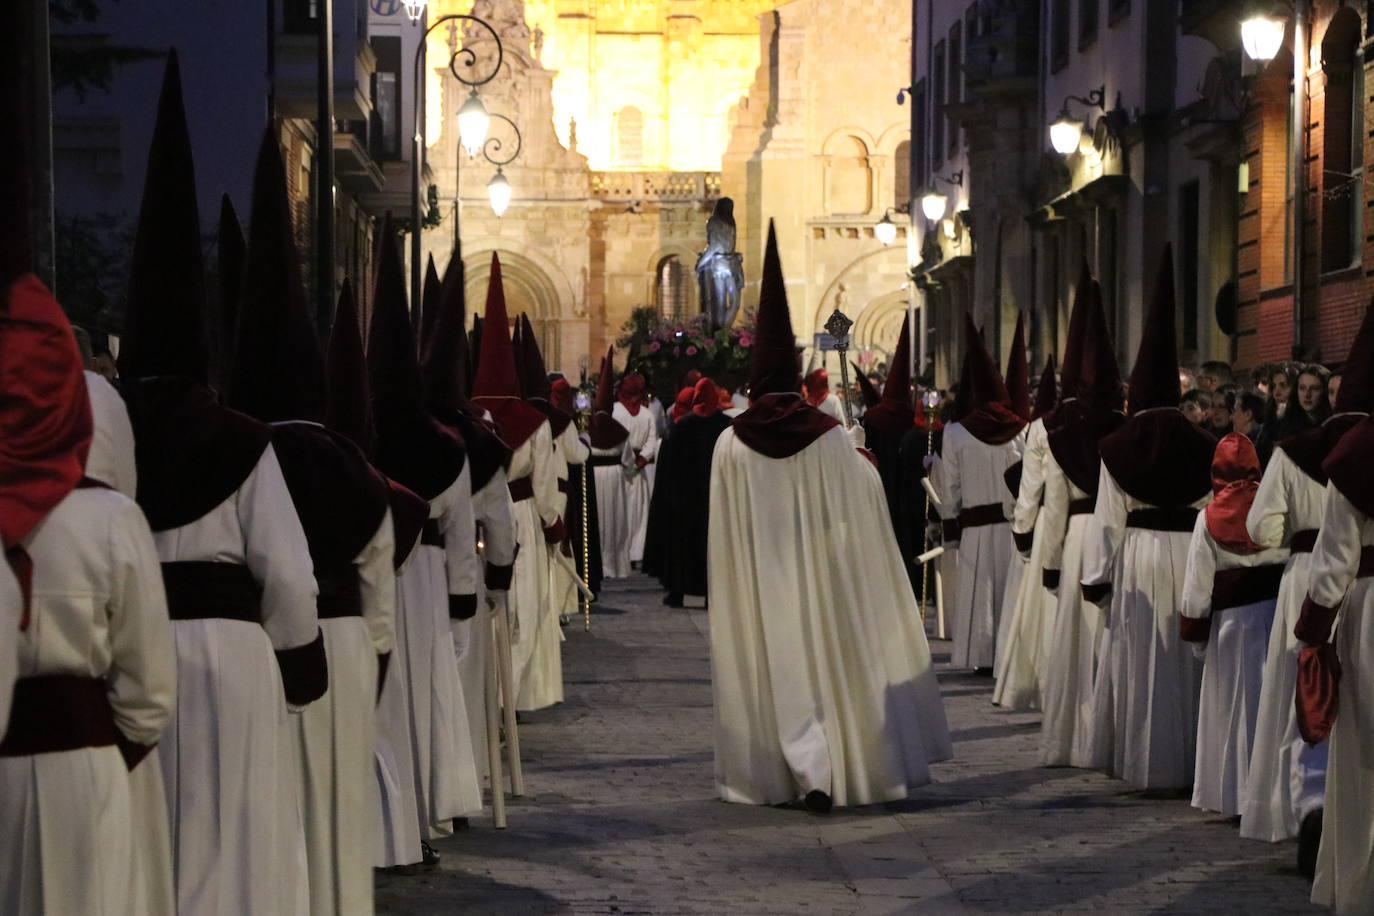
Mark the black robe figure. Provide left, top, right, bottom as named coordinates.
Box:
left=860, top=315, right=918, bottom=592
left=560, top=411, right=603, bottom=600
left=642, top=379, right=732, bottom=605
left=897, top=410, right=943, bottom=594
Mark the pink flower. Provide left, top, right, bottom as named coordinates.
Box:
left=648, top=341, right=661, bottom=353
left=686, top=345, right=698, bottom=356
left=739, top=332, right=754, bottom=347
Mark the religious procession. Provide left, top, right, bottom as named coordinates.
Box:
left=7, top=0, right=1374, bottom=912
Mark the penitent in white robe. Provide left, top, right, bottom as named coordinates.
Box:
left=509, top=422, right=564, bottom=712
left=1180, top=518, right=1285, bottom=817
left=592, top=439, right=635, bottom=579
left=996, top=417, right=1055, bottom=710
left=708, top=423, right=953, bottom=807
left=375, top=532, right=423, bottom=868
left=926, top=454, right=959, bottom=641
left=291, top=500, right=394, bottom=916
left=815, top=392, right=846, bottom=424
left=0, top=486, right=176, bottom=916
left=940, top=421, right=1025, bottom=669
left=1036, top=454, right=1104, bottom=768
left=456, top=464, right=516, bottom=783
left=612, top=401, right=660, bottom=563
left=550, top=423, right=591, bottom=619
left=154, top=444, right=317, bottom=916
left=1081, top=462, right=1207, bottom=790
left=1304, top=484, right=1374, bottom=914
left=1241, top=446, right=1332, bottom=841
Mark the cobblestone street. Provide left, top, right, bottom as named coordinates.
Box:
left=376, top=577, right=1320, bottom=914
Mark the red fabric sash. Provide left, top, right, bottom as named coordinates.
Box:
left=959, top=404, right=1027, bottom=445
left=732, top=393, right=841, bottom=459
left=1296, top=644, right=1341, bottom=745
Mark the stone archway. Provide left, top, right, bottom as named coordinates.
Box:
left=463, top=248, right=568, bottom=368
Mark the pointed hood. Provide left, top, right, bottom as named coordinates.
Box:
left=1078, top=278, right=1123, bottom=409
left=1032, top=356, right=1057, bottom=419
left=325, top=280, right=374, bottom=455
left=366, top=213, right=466, bottom=499
left=1005, top=311, right=1031, bottom=420
left=1128, top=244, right=1181, bottom=413
left=802, top=368, right=829, bottom=406
left=227, top=128, right=324, bottom=423
left=213, top=194, right=246, bottom=388
left=589, top=347, right=629, bottom=448
left=419, top=254, right=441, bottom=353
left=517, top=313, right=553, bottom=400
left=470, top=253, right=548, bottom=449
left=958, top=314, right=1025, bottom=445
left=853, top=362, right=881, bottom=408
left=119, top=50, right=209, bottom=381
left=420, top=245, right=474, bottom=414
left=1058, top=261, right=1094, bottom=400
left=1334, top=295, right=1374, bottom=413
left=864, top=313, right=916, bottom=435
left=747, top=221, right=801, bottom=398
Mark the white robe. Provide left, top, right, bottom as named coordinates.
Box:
left=154, top=444, right=317, bottom=915
left=939, top=421, right=1025, bottom=668
left=1241, top=446, right=1332, bottom=841
left=1081, top=461, right=1207, bottom=790
left=84, top=375, right=174, bottom=915
left=0, top=563, right=17, bottom=735
left=926, top=454, right=959, bottom=641
left=1304, top=484, right=1374, bottom=913
left=814, top=392, right=846, bottom=424
left=0, top=486, right=176, bottom=916
left=374, top=538, right=423, bottom=867
left=508, top=422, right=564, bottom=712
left=996, top=417, right=1054, bottom=710
left=550, top=423, right=591, bottom=618
left=708, top=422, right=952, bottom=807
left=592, top=440, right=635, bottom=578
left=455, top=465, right=516, bottom=785
left=292, top=505, right=394, bottom=916
left=1180, top=517, right=1286, bottom=817
left=1037, top=455, right=1104, bottom=767
left=612, top=401, right=660, bottom=563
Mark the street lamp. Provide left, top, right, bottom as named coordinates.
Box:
left=479, top=113, right=523, bottom=217
left=1048, top=85, right=1106, bottom=155
left=874, top=209, right=899, bottom=246
left=919, top=171, right=963, bottom=222
left=410, top=12, right=505, bottom=330
left=1241, top=14, right=1286, bottom=61
left=457, top=90, right=491, bottom=158
left=401, top=0, right=426, bottom=22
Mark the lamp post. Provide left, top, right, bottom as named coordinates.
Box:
left=919, top=170, right=963, bottom=223
left=874, top=208, right=899, bottom=246
left=410, top=12, right=504, bottom=331
left=1240, top=4, right=1306, bottom=358
left=479, top=112, right=523, bottom=217
left=1048, top=85, right=1106, bottom=155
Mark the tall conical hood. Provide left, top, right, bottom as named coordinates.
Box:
left=748, top=221, right=801, bottom=398
left=1128, top=244, right=1181, bottom=412
left=1335, top=295, right=1374, bottom=413
left=119, top=50, right=209, bottom=382
left=0, top=21, right=32, bottom=288
left=517, top=313, right=552, bottom=400
left=1078, top=277, right=1123, bottom=409
left=865, top=313, right=915, bottom=433
left=962, top=313, right=1010, bottom=407
left=854, top=362, right=881, bottom=408
left=419, top=254, right=441, bottom=353
left=325, top=279, right=373, bottom=454
left=471, top=253, right=522, bottom=398
left=227, top=128, right=324, bottom=423
left=1005, top=310, right=1030, bottom=420
left=213, top=194, right=246, bottom=388
left=366, top=213, right=423, bottom=413
left=469, top=315, right=484, bottom=388
left=1058, top=261, right=1094, bottom=400
left=1032, top=355, right=1057, bottom=419
left=420, top=245, right=472, bottom=413
left=589, top=346, right=629, bottom=448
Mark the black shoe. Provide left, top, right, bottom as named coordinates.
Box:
left=663, top=592, right=684, bottom=608
left=452, top=817, right=470, bottom=832
left=420, top=841, right=441, bottom=870
left=803, top=790, right=833, bottom=814
left=1298, top=809, right=1323, bottom=881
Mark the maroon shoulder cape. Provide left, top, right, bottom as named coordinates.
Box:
left=732, top=393, right=841, bottom=459
left=1097, top=408, right=1215, bottom=507
left=123, top=376, right=272, bottom=532
left=471, top=396, right=549, bottom=452
left=863, top=399, right=915, bottom=437
left=528, top=396, right=573, bottom=438
left=372, top=408, right=466, bottom=502
left=1046, top=401, right=1126, bottom=496
left=1278, top=413, right=1366, bottom=485
left=270, top=423, right=390, bottom=570
left=1323, top=415, right=1374, bottom=518
left=386, top=478, right=430, bottom=570
left=432, top=407, right=512, bottom=490
left=960, top=404, right=1027, bottom=446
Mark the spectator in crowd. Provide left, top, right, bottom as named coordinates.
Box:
left=1208, top=385, right=1237, bottom=436
left=1198, top=361, right=1234, bottom=392
left=1294, top=364, right=1331, bottom=425
left=1180, top=366, right=1197, bottom=394
left=1232, top=389, right=1271, bottom=466
left=1181, top=389, right=1212, bottom=426
left=1328, top=370, right=1342, bottom=406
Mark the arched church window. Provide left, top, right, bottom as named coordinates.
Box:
left=617, top=106, right=644, bottom=167
left=894, top=140, right=911, bottom=211
left=655, top=255, right=688, bottom=319
left=827, top=135, right=873, bottom=215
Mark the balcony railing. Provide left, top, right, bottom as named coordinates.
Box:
left=590, top=171, right=721, bottom=203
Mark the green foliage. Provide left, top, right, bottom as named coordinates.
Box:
left=53, top=210, right=134, bottom=334
left=49, top=1, right=163, bottom=101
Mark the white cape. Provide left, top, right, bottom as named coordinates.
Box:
left=708, top=423, right=952, bottom=807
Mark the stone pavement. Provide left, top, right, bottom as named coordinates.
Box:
left=376, top=576, right=1321, bottom=914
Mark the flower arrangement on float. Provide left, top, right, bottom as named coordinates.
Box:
left=615, top=306, right=758, bottom=395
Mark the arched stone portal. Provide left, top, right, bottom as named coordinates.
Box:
left=463, top=248, right=572, bottom=371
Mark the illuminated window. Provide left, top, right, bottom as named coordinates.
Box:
left=655, top=255, right=688, bottom=318
left=617, top=106, right=643, bottom=167
left=894, top=140, right=911, bottom=210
